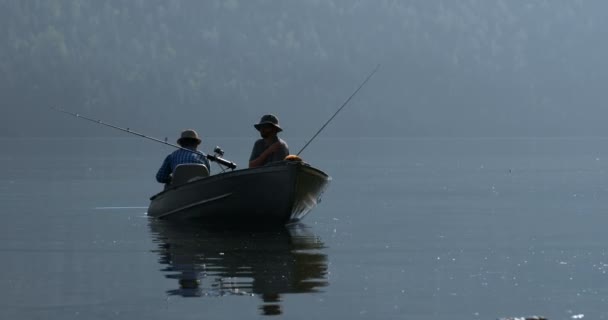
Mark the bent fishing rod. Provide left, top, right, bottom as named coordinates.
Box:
left=51, top=107, right=237, bottom=170
left=297, top=64, right=380, bottom=156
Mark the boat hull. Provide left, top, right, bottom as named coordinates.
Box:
left=147, top=162, right=330, bottom=224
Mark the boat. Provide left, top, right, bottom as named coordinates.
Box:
left=55, top=67, right=378, bottom=225
left=147, top=159, right=331, bottom=225
left=55, top=66, right=379, bottom=226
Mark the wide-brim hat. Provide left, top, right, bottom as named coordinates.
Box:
left=177, top=129, right=202, bottom=144
left=254, top=114, right=283, bottom=132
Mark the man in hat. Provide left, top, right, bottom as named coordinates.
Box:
left=156, top=129, right=210, bottom=185
left=249, top=114, right=289, bottom=168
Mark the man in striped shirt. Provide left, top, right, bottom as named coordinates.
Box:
left=156, top=129, right=210, bottom=185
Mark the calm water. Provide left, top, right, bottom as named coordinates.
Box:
left=2, top=137, right=608, bottom=319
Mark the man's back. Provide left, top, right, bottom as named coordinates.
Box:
left=156, top=149, right=210, bottom=183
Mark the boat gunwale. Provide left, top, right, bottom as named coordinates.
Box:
left=150, top=161, right=329, bottom=200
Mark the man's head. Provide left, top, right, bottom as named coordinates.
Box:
left=177, top=129, right=201, bottom=148
left=254, top=114, right=282, bottom=138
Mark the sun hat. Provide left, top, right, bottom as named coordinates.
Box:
left=177, top=129, right=201, bottom=144
left=254, top=114, right=283, bottom=132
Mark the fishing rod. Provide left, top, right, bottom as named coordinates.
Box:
left=297, top=64, right=380, bottom=156
left=51, top=107, right=237, bottom=170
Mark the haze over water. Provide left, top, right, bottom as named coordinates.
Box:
left=3, top=1, right=608, bottom=319
left=2, top=137, right=607, bottom=319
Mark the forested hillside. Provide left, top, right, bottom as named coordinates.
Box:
left=1, top=1, right=606, bottom=138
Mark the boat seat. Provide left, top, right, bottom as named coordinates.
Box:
left=171, top=164, right=209, bottom=186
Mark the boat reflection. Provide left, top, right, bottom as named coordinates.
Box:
left=148, top=220, right=329, bottom=316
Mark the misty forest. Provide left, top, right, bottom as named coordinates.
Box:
left=2, top=1, right=606, bottom=138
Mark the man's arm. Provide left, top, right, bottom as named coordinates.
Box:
left=155, top=156, right=172, bottom=183
left=277, top=141, right=289, bottom=160
left=249, top=142, right=282, bottom=168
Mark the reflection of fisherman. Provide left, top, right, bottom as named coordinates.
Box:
left=249, top=114, right=289, bottom=168
left=155, top=129, right=210, bottom=185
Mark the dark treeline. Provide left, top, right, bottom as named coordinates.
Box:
left=2, top=1, right=607, bottom=138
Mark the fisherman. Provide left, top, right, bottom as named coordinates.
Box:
left=249, top=114, right=290, bottom=168
left=156, top=129, right=210, bottom=185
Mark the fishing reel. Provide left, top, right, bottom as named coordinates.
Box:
left=207, top=146, right=236, bottom=172
left=213, top=146, right=224, bottom=157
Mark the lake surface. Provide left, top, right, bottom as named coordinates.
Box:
left=1, top=137, right=608, bottom=319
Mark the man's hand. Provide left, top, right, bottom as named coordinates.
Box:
left=249, top=142, right=283, bottom=168
left=265, top=142, right=282, bottom=155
